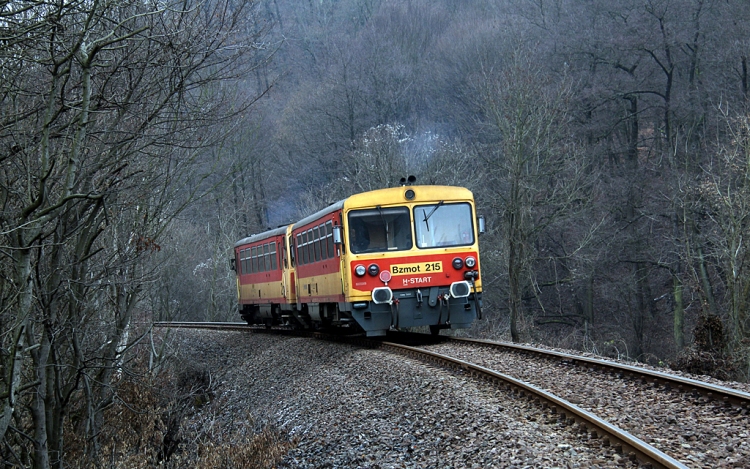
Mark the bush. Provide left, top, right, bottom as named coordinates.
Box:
left=670, top=315, right=737, bottom=381
left=63, top=351, right=292, bottom=468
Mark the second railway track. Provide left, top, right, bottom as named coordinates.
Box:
left=378, top=340, right=688, bottom=469
left=401, top=336, right=750, bottom=468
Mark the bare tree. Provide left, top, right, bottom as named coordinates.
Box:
left=692, top=108, right=750, bottom=378
left=0, top=0, right=271, bottom=466
left=474, top=48, right=595, bottom=343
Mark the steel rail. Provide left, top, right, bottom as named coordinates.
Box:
left=154, top=321, right=251, bottom=329
left=380, top=340, right=689, bottom=469
left=450, top=337, right=750, bottom=407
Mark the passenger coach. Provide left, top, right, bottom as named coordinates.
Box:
left=232, top=184, right=484, bottom=336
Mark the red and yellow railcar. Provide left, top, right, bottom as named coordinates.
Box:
left=234, top=226, right=290, bottom=326
left=233, top=185, right=483, bottom=336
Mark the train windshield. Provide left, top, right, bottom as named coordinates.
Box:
left=414, top=202, right=474, bottom=248
left=348, top=207, right=413, bottom=254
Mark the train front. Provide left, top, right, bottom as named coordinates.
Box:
left=342, top=185, right=483, bottom=336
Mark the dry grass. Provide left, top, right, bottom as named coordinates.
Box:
left=190, top=427, right=294, bottom=469
left=63, top=349, right=292, bottom=468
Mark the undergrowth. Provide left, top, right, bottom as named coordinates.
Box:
left=63, top=347, right=292, bottom=468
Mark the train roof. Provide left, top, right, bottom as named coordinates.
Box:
left=343, top=185, right=474, bottom=209
left=291, top=186, right=473, bottom=229
left=293, top=200, right=345, bottom=230
left=234, top=225, right=289, bottom=248
left=233, top=186, right=474, bottom=247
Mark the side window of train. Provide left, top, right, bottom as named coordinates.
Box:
left=251, top=246, right=258, bottom=273
left=289, top=235, right=295, bottom=267
left=306, top=229, right=313, bottom=263
left=270, top=242, right=277, bottom=270
left=296, top=233, right=303, bottom=265
left=326, top=221, right=334, bottom=258
left=322, top=223, right=328, bottom=259
left=263, top=243, right=270, bottom=271
left=313, top=226, right=321, bottom=262
left=301, top=231, right=308, bottom=264
left=318, top=223, right=327, bottom=259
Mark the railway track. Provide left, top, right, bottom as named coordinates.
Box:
left=377, top=340, right=688, bottom=469
left=444, top=336, right=750, bottom=407
left=157, top=322, right=750, bottom=468
left=405, top=337, right=750, bottom=468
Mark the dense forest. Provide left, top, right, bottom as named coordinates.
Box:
left=3, top=0, right=750, bottom=466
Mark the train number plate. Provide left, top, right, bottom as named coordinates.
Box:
left=390, top=261, right=442, bottom=275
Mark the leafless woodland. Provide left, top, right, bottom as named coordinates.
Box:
left=3, top=0, right=750, bottom=466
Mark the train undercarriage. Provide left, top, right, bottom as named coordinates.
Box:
left=240, top=287, right=482, bottom=336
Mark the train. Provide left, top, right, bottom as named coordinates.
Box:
left=231, top=183, right=484, bottom=336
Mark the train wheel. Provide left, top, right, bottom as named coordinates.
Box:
left=429, top=325, right=441, bottom=336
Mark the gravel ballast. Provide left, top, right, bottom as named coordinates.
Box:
left=173, top=330, right=642, bottom=468
left=419, top=341, right=750, bottom=468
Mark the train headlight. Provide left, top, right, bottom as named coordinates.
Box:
left=354, top=264, right=366, bottom=277
left=452, top=257, right=464, bottom=269
left=368, top=263, right=380, bottom=276
left=465, top=256, right=476, bottom=268
left=372, top=287, right=393, bottom=304
left=450, top=281, right=471, bottom=298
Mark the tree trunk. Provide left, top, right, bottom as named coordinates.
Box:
left=507, top=172, right=523, bottom=343
left=696, top=244, right=718, bottom=316
left=0, top=244, right=34, bottom=443
left=0, top=323, right=26, bottom=443
left=742, top=56, right=748, bottom=102
left=584, top=272, right=594, bottom=342
left=27, top=325, right=51, bottom=469
left=508, top=238, right=522, bottom=343
left=673, top=274, right=685, bottom=349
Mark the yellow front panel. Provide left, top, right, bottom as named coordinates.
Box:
left=341, top=185, right=481, bottom=303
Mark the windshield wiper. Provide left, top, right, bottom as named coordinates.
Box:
left=422, top=201, right=444, bottom=231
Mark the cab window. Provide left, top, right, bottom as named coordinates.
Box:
left=414, top=202, right=474, bottom=248
left=348, top=207, right=412, bottom=254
